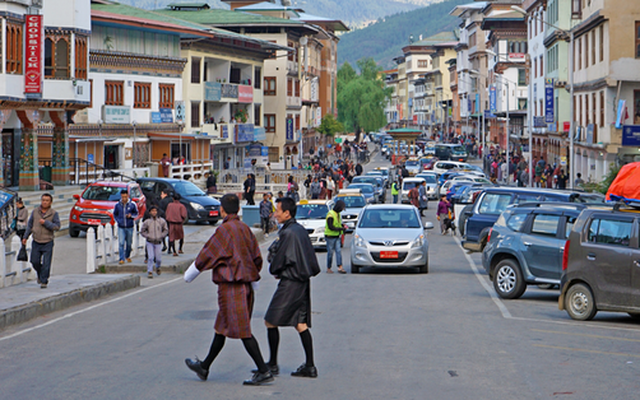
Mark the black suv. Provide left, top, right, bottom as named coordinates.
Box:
left=137, top=178, right=221, bottom=225
left=462, top=187, right=605, bottom=252
left=559, top=205, right=640, bottom=321
left=483, top=203, right=594, bottom=299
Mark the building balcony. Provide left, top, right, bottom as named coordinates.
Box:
left=0, top=74, right=90, bottom=106
left=287, top=60, right=299, bottom=76
left=286, top=96, right=302, bottom=108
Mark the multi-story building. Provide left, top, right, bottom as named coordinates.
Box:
left=401, top=35, right=434, bottom=127
left=0, top=0, right=91, bottom=190
left=384, top=68, right=400, bottom=124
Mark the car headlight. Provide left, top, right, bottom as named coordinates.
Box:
left=190, top=202, right=204, bottom=211
left=73, top=205, right=84, bottom=212
left=313, top=226, right=324, bottom=234
left=354, top=234, right=366, bottom=247
left=411, top=234, right=424, bottom=248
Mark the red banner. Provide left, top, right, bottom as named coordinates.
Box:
left=24, top=15, right=43, bottom=95
left=238, top=85, right=253, bottom=103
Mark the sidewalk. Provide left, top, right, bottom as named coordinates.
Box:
left=0, top=222, right=265, bottom=331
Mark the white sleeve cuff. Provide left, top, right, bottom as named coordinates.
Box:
left=184, top=262, right=201, bottom=283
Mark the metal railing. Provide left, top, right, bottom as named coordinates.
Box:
left=39, top=158, right=137, bottom=186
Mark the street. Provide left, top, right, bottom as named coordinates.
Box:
left=1, top=152, right=639, bottom=399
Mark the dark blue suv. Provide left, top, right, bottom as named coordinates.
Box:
left=462, top=187, right=604, bottom=252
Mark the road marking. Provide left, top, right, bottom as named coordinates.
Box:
left=453, top=236, right=512, bottom=319
left=0, top=276, right=182, bottom=343
left=531, top=328, right=640, bottom=342
left=533, top=344, right=640, bottom=359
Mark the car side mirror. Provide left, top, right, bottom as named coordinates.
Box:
left=73, top=194, right=80, bottom=200
left=423, top=222, right=434, bottom=230
left=464, top=210, right=473, bottom=217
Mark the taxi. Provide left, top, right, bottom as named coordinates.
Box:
left=329, top=190, right=367, bottom=232
left=297, top=199, right=331, bottom=249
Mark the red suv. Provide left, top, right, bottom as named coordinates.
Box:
left=69, top=181, right=146, bottom=237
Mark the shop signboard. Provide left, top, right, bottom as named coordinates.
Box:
left=24, top=15, right=43, bottom=96
left=204, top=82, right=222, bottom=101
left=103, top=105, right=131, bottom=124
left=238, top=85, right=253, bottom=103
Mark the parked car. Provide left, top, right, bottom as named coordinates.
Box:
left=559, top=205, right=640, bottom=321
left=400, top=177, right=426, bottom=203
left=137, top=178, right=221, bottom=225
left=365, top=170, right=388, bottom=189
left=69, top=181, right=146, bottom=238
left=462, top=187, right=606, bottom=252
left=350, top=204, right=434, bottom=273
left=328, top=191, right=367, bottom=232
left=483, top=202, right=595, bottom=299
left=419, top=157, right=438, bottom=171
left=432, top=161, right=472, bottom=176
left=347, top=183, right=376, bottom=204
left=404, top=159, right=421, bottom=176
left=435, top=143, right=468, bottom=162
left=351, top=176, right=385, bottom=203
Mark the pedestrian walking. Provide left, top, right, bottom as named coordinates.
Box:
left=325, top=200, right=347, bottom=274
left=140, top=205, right=168, bottom=278
left=244, top=174, right=256, bottom=205
left=557, top=169, right=568, bottom=189
left=158, top=189, right=172, bottom=251
left=408, top=183, right=420, bottom=208
left=22, top=193, right=60, bottom=288
left=287, top=176, right=300, bottom=202
left=437, top=194, right=454, bottom=235
left=166, top=193, right=187, bottom=256
left=15, top=198, right=29, bottom=239
left=326, top=175, right=335, bottom=200
left=160, top=153, right=172, bottom=177
left=260, top=193, right=273, bottom=237
left=391, top=180, right=400, bottom=204
left=263, top=197, right=321, bottom=378
left=309, top=178, right=321, bottom=200
left=113, top=190, right=138, bottom=264
left=184, top=194, right=273, bottom=386
left=418, top=181, right=429, bottom=217
left=206, top=171, right=217, bottom=194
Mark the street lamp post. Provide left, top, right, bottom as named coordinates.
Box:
left=512, top=5, right=576, bottom=189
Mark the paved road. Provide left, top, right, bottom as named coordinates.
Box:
left=1, top=150, right=639, bottom=399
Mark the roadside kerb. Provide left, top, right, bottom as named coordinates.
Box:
left=0, top=274, right=140, bottom=331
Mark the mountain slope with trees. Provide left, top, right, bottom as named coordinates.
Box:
left=337, top=0, right=469, bottom=69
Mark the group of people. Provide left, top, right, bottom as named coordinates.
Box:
left=184, top=195, right=321, bottom=385
left=159, top=153, right=189, bottom=178
left=485, top=151, right=576, bottom=189
left=313, top=140, right=369, bottom=164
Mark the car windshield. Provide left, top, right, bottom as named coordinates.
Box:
left=339, top=196, right=366, bottom=208
left=82, top=186, right=124, bottom=201
left=405, top=160, right=419, bottom=167
left=297, top=204, right=329, bottom=220
left=349, top=184, right=374, bottom=194
left=359, top=209, right=421, bottom=228
left=353, top=177, right=379, bottom=186
left=417, top=175, right=437, bottom=183
left=452, top=145, right=466, bottom=154
left=171, top=181, right=206, bottom=197
left=402, top=181, right=422, bottom=190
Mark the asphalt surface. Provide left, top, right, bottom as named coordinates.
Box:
left=1, top=151, right=639, bottom=399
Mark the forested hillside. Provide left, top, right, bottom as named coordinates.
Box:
left=337, top=0, right=469, bottom=69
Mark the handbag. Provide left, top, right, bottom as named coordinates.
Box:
left=17, top=244, right=28, bottom=262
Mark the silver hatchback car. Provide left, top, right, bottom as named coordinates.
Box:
left=350, top=204, right=434, bottom=273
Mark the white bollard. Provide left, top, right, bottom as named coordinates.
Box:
left=86, top=227, right=96, bottom=274
left=132, top=227, right=139, bottom=258
left=97, top=224, right=105, bottom=265
left=111, top=226, right=119, bottom=263
left=105, top=225, right=114, bottom=264
left=11, top=236, right=24, bottom=283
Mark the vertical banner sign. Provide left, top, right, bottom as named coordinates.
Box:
left=24, top=15, right=43, bottom=95
left=545, top=78, right=555, bottom=123
left=490, top=86, right=497, bottom=113
left=286, top=118, right=294, bottom=141
left=475, top=93, right=480, bottom=114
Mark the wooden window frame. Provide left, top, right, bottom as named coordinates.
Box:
left=264, top=114, right=276, bottom=133
left=254, top=105, right=261, bottom=126
left=287, top=78, right=293, bottom=97
left=295, top=114, right=300, bottom=131
left=264, top=77, right=276, bottom=96
left=600, top=25, right=605, bottom=62
left=191, top=101, right=200, bottom=128
left=159, top=83, right=175, bottom=109
left=105, top=80, right=124, bottom=106
left=600, top=91, right=605, bottom=128
left=134, top=82, right=151, bottom=109
left=294, top=79, right=300, bottom=97
left=75, top=35, right=88, bottom=80
left=45, top=35, right=71, bottom=79
left=191, top=57, right=201, bottom=84
left=6, top=21, right=22, bottom=74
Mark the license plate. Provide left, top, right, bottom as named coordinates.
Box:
left=88, top=219, right=102, bottom=225
left=380, top=251, right=398, bottom=259
left=209, top=210, right=219, bottom=217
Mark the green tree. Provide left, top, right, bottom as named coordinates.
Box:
left=337, top=57, right=392, bottom=133
left=317, top=114, right=344, bottom=137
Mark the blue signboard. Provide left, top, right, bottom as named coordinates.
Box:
left=622, top=125, right=640, bottom=146
left=151, top=112, right=162, bottom=123
left=467, top=99, right=472, bottom=115
left=160, top=108, right=173, bottom=123
left=545, top=79, right=555, bottom=123
left=616, top=100, right=627, bottom=129
left=286, top=118, right=294, bottom=141
left=204, top=82, right=222, bottom=101
left=248, top=143, right=262, bottom=157
left=261, top=146, right=269, bottom=157
left=483, top=110, right=494, bottom=119
left=586, top=124, right=595, bottom=144
left=254, top=126, right=266, bottom=141
left=236, top=123, right=255, bottom=143
left=87, top=154, right=94, bottom=164
left=222, top=125, right=228, bottom=139
left=475, top=94, right=480, bottom=114
left=534, top=116, right=546, bottom=128
left=490, top=86, right=497, bottom=113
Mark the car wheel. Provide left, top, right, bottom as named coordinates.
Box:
left=209, top=220, right=218, bottom=225
left=351, top=264, right=360, bottom=274
left=419, top=261, right=429, bottom=274
left=492, top=259, right=526, bottom=299
left=565, top=283, right=597, bottom=321
left=69, top=226, right=80, bottom=238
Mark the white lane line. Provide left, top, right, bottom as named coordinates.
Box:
left=0, top=276, right=182, bottom=343
left=453, top=236, right=512, bottom=319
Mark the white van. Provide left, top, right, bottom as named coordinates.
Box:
left=400, top=177, right=426, bottom=203
left=432, top=161, right=472, bottom=176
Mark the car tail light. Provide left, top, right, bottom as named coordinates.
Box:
left=487, top=228, right=493, bottom=243
left=562, top=240, right=570, bottom=271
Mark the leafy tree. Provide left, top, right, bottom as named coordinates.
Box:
left=337, top=58, right=392, bottom=133
left=317, top=114, right=344, bottom=137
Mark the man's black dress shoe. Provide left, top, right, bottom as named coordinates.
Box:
left=291, top=364, right=318, bottom=378
left=251, top=364, right=279, bottom=376
left=185, top=358, right=209, bottom=381
left=243, top=371, right=274, bottom=386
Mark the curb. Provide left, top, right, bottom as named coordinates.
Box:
left=0, top=274, right=140, bottom=331
left=104, top=258, right=194, bottom=274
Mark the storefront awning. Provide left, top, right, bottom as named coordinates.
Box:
left=147, top=132, right=212, bottom=140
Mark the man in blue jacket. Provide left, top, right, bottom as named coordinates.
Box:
left=113, top=190, right=139, bottom=264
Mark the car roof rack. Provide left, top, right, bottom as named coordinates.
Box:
left=613, top=201, right=640, bottom=212
left=511, top=201, right=590, bottom=210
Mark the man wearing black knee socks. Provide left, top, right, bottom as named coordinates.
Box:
left=183, top=194, right=273, bottom=386
left=262, top=197, right=321, bottom=378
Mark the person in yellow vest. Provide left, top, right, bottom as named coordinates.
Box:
left=325, top=200, right=347, bottom=274
left=391, top=179, right=400, bottom=204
